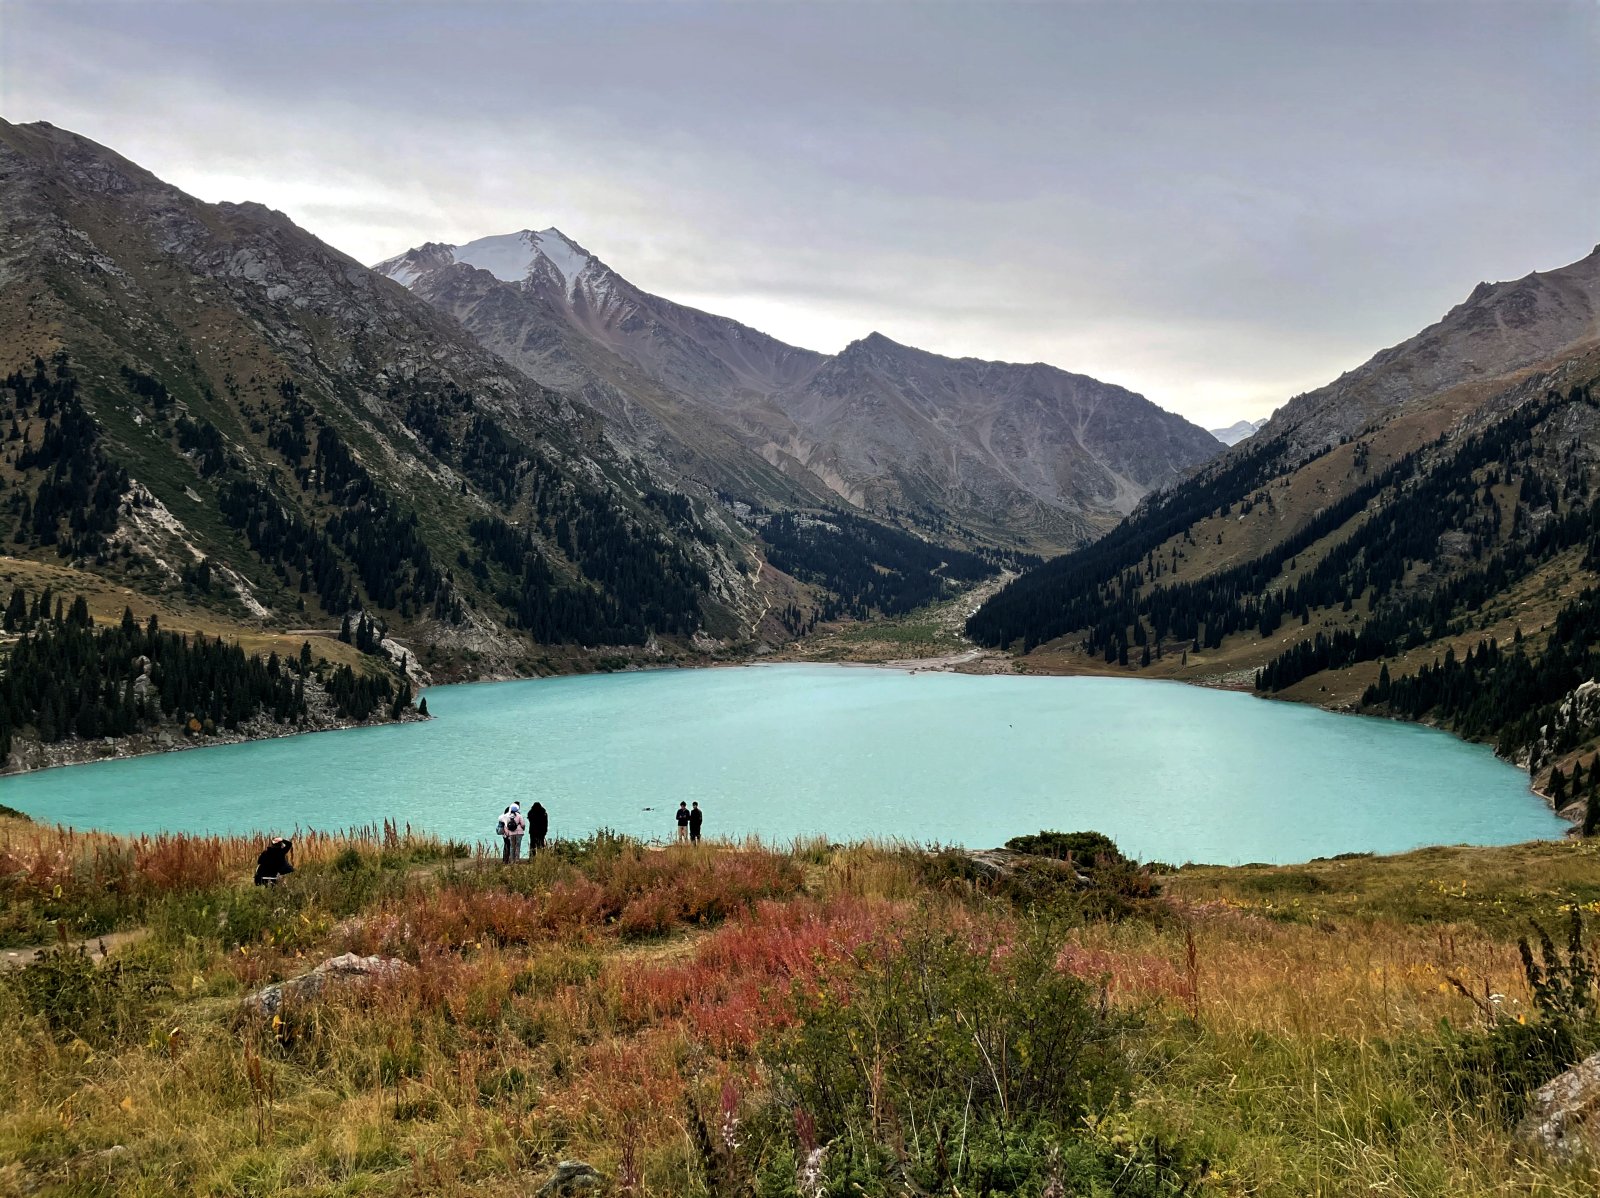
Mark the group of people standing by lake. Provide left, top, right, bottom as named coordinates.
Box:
left=253, top=799, right=709, bottom=885
left=491, top=799, right=707, bottom=861
left=495, top=801, right=548, bottom=862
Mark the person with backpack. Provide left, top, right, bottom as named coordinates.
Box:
left=507, top=802, right=526, bottom=861
left=689, top=802, right=704, bottom=844
left=675, top=801, right=690, bottom=843
left=497, top=807, right=514, bottom=863
left=529, top=800, right=549, bottom=852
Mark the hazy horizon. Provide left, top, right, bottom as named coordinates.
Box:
left=3, top=1, right=1595, bottom=428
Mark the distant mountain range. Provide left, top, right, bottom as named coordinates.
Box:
left=0, top=118, right=1226, bottom=691
left=375, top=230, right=1222, bottom=552
left=1209, top=419, right=1266, bottom=446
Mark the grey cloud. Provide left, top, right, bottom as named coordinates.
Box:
left=2, top=0, right=1594, bottom=428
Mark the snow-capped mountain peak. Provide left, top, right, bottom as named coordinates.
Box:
left=1209, top=418, right=1266, bottom=446
left=377, top=228, right=595, bottom=292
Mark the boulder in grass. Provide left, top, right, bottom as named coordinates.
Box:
left=1517, top=1051, right=1600, bottom=1160
left=244, top=952, right=411, bottom=1017
left=536, top=1160, right=603, bottom=1196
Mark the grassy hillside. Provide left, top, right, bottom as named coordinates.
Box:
left=3, top=818, right=1599, bottom=1195
left=972, top=352, right=1600, bottom=802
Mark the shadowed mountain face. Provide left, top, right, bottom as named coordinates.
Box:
left=376, top=233, right=1223, bottom=551
left=0, top=120, right=761, bottom=669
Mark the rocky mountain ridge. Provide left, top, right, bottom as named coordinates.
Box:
left=376, top=230, right=1224, bottom=552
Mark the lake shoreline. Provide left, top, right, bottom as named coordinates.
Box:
left=3, top=661, right=1559, bottom=861
left=0, top=706, right=431, bottom=779
left=0, top=646, right=1575, bottom=834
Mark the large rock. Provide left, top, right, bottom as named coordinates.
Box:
left=1528, top=679, right=1600, bottom=775
left=244, top=952, right=411, bottom=1017
left=1517, top=1051, right=1600, bottom=1160
left=535, top=1160, right=603, bottom=1196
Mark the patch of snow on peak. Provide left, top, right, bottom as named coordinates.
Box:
left=1208, top=418, right=1266, bottom=447
left=450, top=231, right=541, bottom=282
left=383, top=259, right=424, bottom=288
left=531, top=228, right=591, bottom=288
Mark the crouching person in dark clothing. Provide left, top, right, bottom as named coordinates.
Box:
left=255, top=837, right=294, bottom=886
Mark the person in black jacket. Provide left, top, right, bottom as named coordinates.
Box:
left=675, top=802, right=690, bottom=842
left=529, top=801, right=549, bottom=852
left=254, top=837, right=294, bottom=885
left=688, top=802, right=704, bottom=843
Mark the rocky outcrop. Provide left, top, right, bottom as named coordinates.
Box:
left=244, top=952, right=412, bottom=1017
left=1528, top=680, right=1600, bottom=778
left=535, top=1161, right=604, bottom=1197
left=1517, top=1051, right=1600, bottom=1160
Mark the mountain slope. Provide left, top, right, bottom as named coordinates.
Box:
left=968, top=244, right=1600, bottom=795
left=375, top=235, right=835, bottom=512
left=767, top=331, right=1224, bottom=548
left=0, top=119, right=760, bottom=678
left=376, top=232, right=1223, bottom=552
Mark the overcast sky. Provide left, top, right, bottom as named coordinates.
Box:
left=3, top=1, right=1595, bottom=428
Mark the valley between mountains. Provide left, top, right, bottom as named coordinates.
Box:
left=3, top=114, right=1600, bottom=816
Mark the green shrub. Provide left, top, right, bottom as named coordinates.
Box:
left=1235, top=870, right=1329, bottom=896
left=1443, top=906, right=1599, bottom=1116
left=1004, top=829, right=1126, bottom=864
left=333, top=847, right=366, bottom=874
left=3, top=943, right=166, bottom=1046
left=750, top=920, right=1191, bottom=1193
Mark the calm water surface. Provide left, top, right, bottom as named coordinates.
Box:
left=0, top=665, right=1564, bottom=864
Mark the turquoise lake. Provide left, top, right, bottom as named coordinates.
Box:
left=0, top=665, right=1566, bottom=864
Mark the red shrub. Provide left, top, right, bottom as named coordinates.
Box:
left=615, top=896, right=908, bottom=1052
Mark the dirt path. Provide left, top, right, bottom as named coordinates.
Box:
left=1, top=927, right=151, bottom=971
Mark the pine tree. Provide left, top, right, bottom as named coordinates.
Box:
left=1586, top=785, right=1600, bottom=838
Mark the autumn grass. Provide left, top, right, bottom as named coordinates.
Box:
left=3, top=826, right=1600, bottom=1194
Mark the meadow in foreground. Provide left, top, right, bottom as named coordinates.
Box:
left=2, top=813, right=1599, bottom=1197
